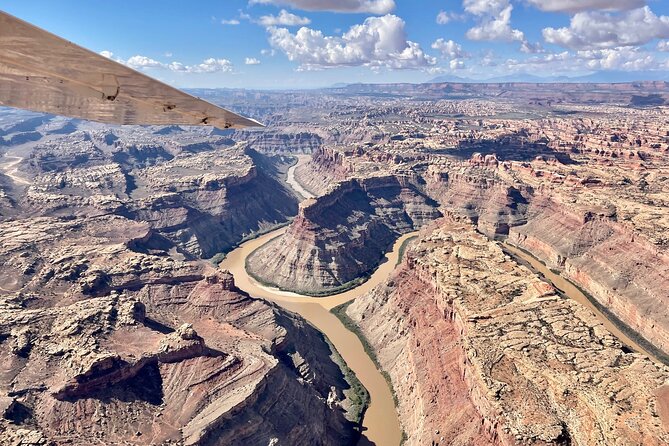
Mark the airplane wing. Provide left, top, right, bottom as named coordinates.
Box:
left=0, top=11, right=262, bottom=129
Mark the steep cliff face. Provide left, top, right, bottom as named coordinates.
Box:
left=294, top=146, right=426, bottom=197
left=293, top=146, right=357, bottom=196
left=21, top=140, right=299, bottom=259
left=347, top=218, right=669, bottom=446
left=508, top=195, right=669, bottom=356
left=424, top=155, right=531, bottom=238
left=232, top=129, right=324, bottom=154
left=346, top=265, right=497, bottom=446
left=246, top=175, right=441, bottom=293
left=129, top=154, right=298, bottom=259
left=422, top=156, right=669, bottom=363
left=0, top=215, right=356, bottom=445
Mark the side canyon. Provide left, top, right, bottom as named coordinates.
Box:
left=3, top=83, right=669, bottom=445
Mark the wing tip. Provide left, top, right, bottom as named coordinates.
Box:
left=243, top=117, right=265, bottom=128
left=225, top=114, right=265, bottom=129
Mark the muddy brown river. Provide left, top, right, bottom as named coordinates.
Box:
left=217, top=185, right=658, bottom=445
left=220, top=155, right=660, bottom=444
left=286, top=155, right=315, bottom=200
left=219, top=227, right=411, bottom=446
left=501, top=242, right=660, bottom=362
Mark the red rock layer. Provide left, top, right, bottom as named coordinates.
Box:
left=508, top=194, right=669, bottom=357
left=348, top=218, right=669, bottom=446
left=348, top=264, right=499, bottom=445
left=247, top=174, right=441, bottom=292
left=0, top=215, right=356, bottom=445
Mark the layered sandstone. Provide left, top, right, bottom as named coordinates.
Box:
left=507, top=194, right=669, bottom=357
left=419, top=148, right=669, bottom=362
left=348, top=218, right=669, bottom=445
left=232, top=129, right=323, bottom=154
left=126, top=146, right=298, bottom=258
left=0, top=215, right=357, bottom=445
left=4, top=84, right=669, bottom=446
left=294, top=146, right=428, bottom=197
left=293, top=146, right=358, bottom=196
left=4, top=122, right=299, bottom=258
left=424, top=154, right=531, bottom=237
left=246, top=174, right=441, bottom=293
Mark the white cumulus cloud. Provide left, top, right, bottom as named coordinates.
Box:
left=221, top=19, right=241, bottom=25
left=245, top=57, right=262, bottom=65
left=258, top=9, right=311, bottom=26
left=249, top=0, right=394, bottom=14
left=578, top=47, right=658, bottom=71
left=462, top=0, right=537, bottom=50
left=99, top=52, right=235, bottom=74
left=463, top=0, right=509, bottom=16
left=267, top=14, right=436, bottom=70
left=502, top=46, right=666, bottom=74
left=466, top=4, right=525, bottom=43
left=543, top=6, right=669, bottom=50
left=526, top=0, right=645, bottom=13
left=520, top=40, right=544, bottom=54
left=168, top=58, right=233, bottom=73
left=431, top=39, right=467, bottom=70
left=431, top=39, right=465, bottom=59
left=450, top=59, right=465, bottom=70
left=437, top=11, right=467, bottom=25
left=436, top=11, right=451, bottom=24
left=436, top=11, right=465, bottom=24
left=127, top=55, right=164, bottom=69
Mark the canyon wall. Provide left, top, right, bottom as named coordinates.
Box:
left=276, top=143, right=669, bottom=367
left=424, top=155, right=531, bottom=238
left=21, top=139, right=299, bottom=259
left=0, top=215, right=357, bottom=445
left=232, top=129, right=324, bottom=154
left=295, top=146, right=428, bottom=197
left=422, top=156, right=669, bottom=362
left=128, top=151, right=298, bottom=259
left=347, top=218, right=669, bottom=446
left=508, top=195, right=669, bottom=357
left=246, top=174, right=441, bottom=293
left=293, top=147, right=359, bottom=196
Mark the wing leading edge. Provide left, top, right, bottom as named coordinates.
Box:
left=0, top=11, right=262, bottom=129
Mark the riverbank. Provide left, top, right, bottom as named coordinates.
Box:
left=501, top=241, right=669, bottom=365
left=210, top=220, right=292, bottom=265
left=217, top=154, right=406, bottom=445
left=244, top=232, right=415, bottom=297
left=286, top=154, right=315, bottom=200
left=218, top=229, right=414, bottom=445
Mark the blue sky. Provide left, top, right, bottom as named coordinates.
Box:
left=2, top=0, right=669, bottom=88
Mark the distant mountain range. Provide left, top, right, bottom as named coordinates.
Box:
left=429, top=71, right=669, bottom=84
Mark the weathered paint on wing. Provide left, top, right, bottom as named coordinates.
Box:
left=0, top=11, right=262, bottom=129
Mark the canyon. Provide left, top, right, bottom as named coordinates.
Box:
left=236, top=84, right=669, bottom=445
left=0, top=115, right=357, bottom=445
left=246, top=173, right=441, bottom=294
left=347, top=218, right=669, bottom=445
left=0, top=214, right=359, bottom=445
left=2, top=81, right=669, bottom=445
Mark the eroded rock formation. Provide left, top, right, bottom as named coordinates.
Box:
left=247, top=174, right=441, bottom=293
left=0, top=215, right=357, bottom=445
left=347, top=218, right=669, bottom=445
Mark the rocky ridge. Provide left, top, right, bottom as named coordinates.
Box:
left=247, top=173, right=441, bottom=293
left=0, top=214, right=357, bottom=445
left=423, top=154, right=669, bottom=361
left=0, top=118, right=299, bottom=258
left=347, top=218, right=669, bottom=445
